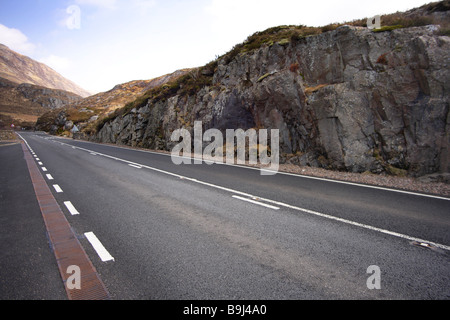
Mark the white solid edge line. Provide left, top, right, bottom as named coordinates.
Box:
left=38, top=136, right=450, bottom=251
left=64, top=201, right=80, bottom=215
left=232, top=195, right=280, bottom=210
left=53, top=184, right=63, bottom=193
left=84, top=232, right=115, bottom=262
left=53, top=136, right=450, bottom=201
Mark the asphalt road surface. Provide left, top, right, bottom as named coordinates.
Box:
left=2, top=131, right=449, bottom=301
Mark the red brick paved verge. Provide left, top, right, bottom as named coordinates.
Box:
left=20, top=141, right=111, bottom=300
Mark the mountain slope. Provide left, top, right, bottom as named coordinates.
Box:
left=0, top=44, right=91, bottom=98
left=35, top=69, right=191, bottom=134
left=0, top=77, right=82, bottom=129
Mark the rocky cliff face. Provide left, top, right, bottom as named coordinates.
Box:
left=93, top=24, right=449, bottom=177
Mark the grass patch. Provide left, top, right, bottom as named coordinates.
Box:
left=372, top=24, right=403, bottom=33
left=221, top=25, right=322, bottom=64
left=66, top=108, right=96, bottom=123
left=373, top=25, right=404, bottom=32
left=257, top=72, right=274, bottom=83
left=386, top=165, right=408, bottom=177
left=438, top=28, right=450, bottom=36
left=304, top=84, right=328, bottom=95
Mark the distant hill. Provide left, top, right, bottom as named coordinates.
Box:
left=0, top=76, right=82, bottom=129
left=0, top=44, right=91, bottom=98
left=35, top=69, right=191, bottom=134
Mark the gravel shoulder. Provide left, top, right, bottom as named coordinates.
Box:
left=276, top=163, right=450, bottom=198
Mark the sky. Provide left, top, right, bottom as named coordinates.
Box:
left=0, top=0, right=434, bottom=94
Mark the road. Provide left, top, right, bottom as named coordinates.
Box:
left=2, top=131, right=450, bottom=301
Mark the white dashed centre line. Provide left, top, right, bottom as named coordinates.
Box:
left=84, top=232, right=115, bottom=262
left=53, top=185, right=63, bottom=193
left=64, top=201, right=80, bottom=215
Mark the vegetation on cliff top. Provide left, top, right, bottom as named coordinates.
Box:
left=89, top=1, right=450, bottom=133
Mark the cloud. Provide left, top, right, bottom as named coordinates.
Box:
left=132, top=0, right=157, bottom=11
left=39, top=55, right=72, bottom=72
left=75, top=0, right=118, bottom=9
left=0, top=24, right=36, bottom=55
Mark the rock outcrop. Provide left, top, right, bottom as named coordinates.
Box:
left=93, top=23, right=449, bottom=177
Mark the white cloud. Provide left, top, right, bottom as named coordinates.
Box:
left=39, top=55, right=72, bottom=72
left=132, top=0, right=157, bottom=11
left=0, top=24, right=36, bottom=55
left=75, top=0, right=118, bottom=9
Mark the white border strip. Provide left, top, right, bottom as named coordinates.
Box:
left=84, top=232, right=115, bottom=262
left=232, top=195, right=280, bottom=210
left=52, top=135, right=449, bottom=201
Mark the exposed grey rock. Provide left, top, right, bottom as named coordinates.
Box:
left=93, top=25, right=449, bottom=177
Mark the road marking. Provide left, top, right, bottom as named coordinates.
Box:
left=72, top=144, right=450, bottom=251
left=18, top=139, right=111, bottom=300
left=84, top=232, right=115, bottom=262
left=38, top=162, right=43, bottom=165
left=46, top=174, right=54, bottom=180
left=128, top=164, right=142, bottom=169
left=64, top=201, right=80, bottom=215
left=22, top=135, right=450, bottom=252
left=232, top=195, right=280, bottom=210
left=63, top=137, right=450, bottom=201
left=41, top=167, right=48, bottom=172
left=0, top=142, right=20, bottom=148
left=53, top=184, right=63, bottom=193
